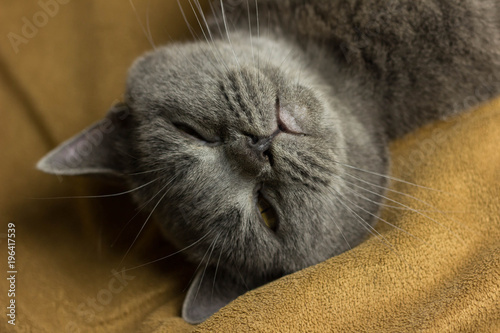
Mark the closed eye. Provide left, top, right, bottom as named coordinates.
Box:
left=172, top=122, right=213, bottom=143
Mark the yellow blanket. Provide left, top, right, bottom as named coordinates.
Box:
left=1, top=1, right=499, bottom=332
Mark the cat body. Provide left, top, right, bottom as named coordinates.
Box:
left=37, top=0, right=500, bottom=323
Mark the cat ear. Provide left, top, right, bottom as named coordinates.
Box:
left=182, top=266, right=250, bottom=324
left=36, top=103, right=132, bottom=176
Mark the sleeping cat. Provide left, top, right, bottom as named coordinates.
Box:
left=36, top=0, right=500, bottom=324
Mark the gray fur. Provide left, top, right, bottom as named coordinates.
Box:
left=37, top=0, right=500, bottom=324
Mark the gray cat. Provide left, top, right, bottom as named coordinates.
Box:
left=37, top=0, right=500, bottom=324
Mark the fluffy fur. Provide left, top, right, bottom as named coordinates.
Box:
left=37, top=0, right=500, bottom=324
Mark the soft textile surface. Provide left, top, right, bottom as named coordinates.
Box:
left=1, top=1, right=499, bottom=332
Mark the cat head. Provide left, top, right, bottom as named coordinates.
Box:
left=37, top=34, right=388, bottom=323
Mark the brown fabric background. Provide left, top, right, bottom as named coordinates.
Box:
left=1, top=1, right=499, bottom=332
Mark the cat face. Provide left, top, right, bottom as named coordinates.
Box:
left=125, top=37, right=347, bottom=271
left=37, top=35, right=389, bottom=323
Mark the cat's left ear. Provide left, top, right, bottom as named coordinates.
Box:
left=182, top=266, right=250, bottom=324
left=36, top=103, right=132, bottom=177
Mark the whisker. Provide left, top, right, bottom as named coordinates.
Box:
left=246, top=0, right=255, bottom=67
left=322, top=198, right=356, bottom=256
left=332, top=174, right=466, bottom=243
left=193, top=0, right=216, bottom=45
left=329, top=186, right=413, bottom=268
left=331, top=188, right=393, bottom=247
left=345, top=170, right=458, bottom=201
left=128, top=0, right=156, bottom=50
left=342, top=171, right=479, bottom=233
left=183, top=232, right=218, bottom=293
left=338, top=183, right=433, bottom=247
left=120, top=231, right=213, bottom=273
left=235, top=266, right=249, bottom=290
left=255, top=0, right=260, bottom=89
left=355, top=197, right=467, bottom=213
left=212, top=235, right=226, bottom=298
left=220, top=0, right=241, bottom=67
left=194, top=234, right=220, bottom=302
left=188, top=0, right=212, bottom=46
left=333, top=160, right=452, bottom=194
left=208, top=0, right=224, bottom=38
left=146, top=0, right=156, bottom=48
left=120, top=176, right=176, bottom=264
left=177, top=0, right=201, bottom=41
left=277, top=49, right=295, bottom=72
left=110, top=184, right=169, bottom=248
left=127, top=166, right=170, bottom=176
left=28, top=177, right=161, bottom=200
left=177, top=0, right=226, bottom=76
left=191, top=0, right=230, bottom=72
